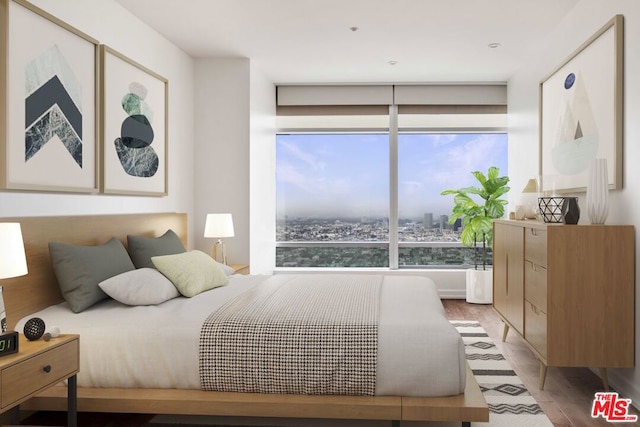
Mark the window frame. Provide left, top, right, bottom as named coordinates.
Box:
left=275, top=103, right=507, bottom=270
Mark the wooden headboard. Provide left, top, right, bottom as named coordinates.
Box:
left=0, top=212, right=187, bottom=329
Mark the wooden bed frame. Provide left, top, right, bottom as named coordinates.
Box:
left=1, top=213, right=488, bottom=426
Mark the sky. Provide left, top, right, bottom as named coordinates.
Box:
left=276, top=133, right=508, bottom=219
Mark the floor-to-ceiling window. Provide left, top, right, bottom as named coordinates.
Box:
left=276, top=133, right=389, bottom=267
left=397, top=132, right=508, bottom=267
left=275, top=85, right=507, bottom=269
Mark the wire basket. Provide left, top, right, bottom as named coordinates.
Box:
left=538, top=197, right=564, bottom=223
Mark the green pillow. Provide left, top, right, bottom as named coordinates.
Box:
left=151, top=250, right=228, bottom=297
left=127, top=229, right=186, bottom=269
left=49, top=238, right=136, bottom=313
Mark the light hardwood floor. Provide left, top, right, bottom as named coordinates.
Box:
left=442, top=299, right=639, bottom=427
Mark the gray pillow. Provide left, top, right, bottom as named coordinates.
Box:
left=49, top=238, right=136, bottom=313
left=127, top=229, right=186, bottom=269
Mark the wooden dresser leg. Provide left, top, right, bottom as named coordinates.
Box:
left=539, top=362, right=548, bottom=390
left=502, top=323, right=510, bottom=342
left=599, top=368, right=609, bottom=391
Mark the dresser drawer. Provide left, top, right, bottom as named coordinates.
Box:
left=525, top=227, right=547, bottom=267
left=525, top=260, right=547, bottom=312
left=1, top=340, right=79, bottom=408
left=525, top=300, right=547, bottom=358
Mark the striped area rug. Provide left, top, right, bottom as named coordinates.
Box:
left=452, top=320, right=553, bottom=427
left=150, top=321, right=554, bottom=427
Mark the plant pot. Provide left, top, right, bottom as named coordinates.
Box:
left=466, top=268, right=493, bottom=304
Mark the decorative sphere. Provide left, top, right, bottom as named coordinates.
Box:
left=24, top=317, right=46, bottom=341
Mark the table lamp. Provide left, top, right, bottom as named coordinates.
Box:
left=521, top=178, right=539, bottom=219
left=0, top=223, right=28, bottom=332
left=204, top=214, right=234, bottom=265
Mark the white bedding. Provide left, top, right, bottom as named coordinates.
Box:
left=17, top=274, right=466, bottom=397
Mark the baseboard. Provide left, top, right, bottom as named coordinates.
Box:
left=437, top=288, right=466, bottom=299
left=606, top=369, right=640, bottom=410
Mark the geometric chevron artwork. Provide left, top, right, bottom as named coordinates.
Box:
left=25, top=104, right=82, bottom=166
left=24, top=46, right=83, bottom=166
left=2, top=0, right=98, bottom=192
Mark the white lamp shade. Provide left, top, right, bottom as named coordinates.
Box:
left=204, top=214, right=235, bottom=238
left=0, top=223, right=28, bottom=279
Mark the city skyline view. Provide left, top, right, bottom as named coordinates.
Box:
left=276, top=132, right=508, bottom=220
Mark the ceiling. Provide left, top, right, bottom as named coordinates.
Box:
left=114, top=0, right=580, bottom=84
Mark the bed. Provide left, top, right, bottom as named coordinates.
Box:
left=2, top=213, right=488, bottom=426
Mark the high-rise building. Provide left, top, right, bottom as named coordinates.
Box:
left=423, top=213, right=433, bottom=229
left=439, top=214, right=448, bottom=230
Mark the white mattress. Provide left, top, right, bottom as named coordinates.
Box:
left=17, top=274, right=466, bottom=397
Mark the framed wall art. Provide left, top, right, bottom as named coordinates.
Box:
left=100, top=45, right=168, bottom=196
left=539, top=15, right=623, bottom=193
left=0, top=0, right=99, bottom=192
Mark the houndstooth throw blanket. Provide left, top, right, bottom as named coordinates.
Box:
left=199, top=275, right=382, bottom=395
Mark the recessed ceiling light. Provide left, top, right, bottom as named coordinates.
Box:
left=388, top=60, right=398, bottom=66
left=350, top=26, right=359, bottom=32
left=488, top=42, right=501, bottom=49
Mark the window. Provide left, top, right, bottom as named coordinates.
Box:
left=397, top=132, right=508, bottom=267
left=275, top=85, right=508, bottom=269
left=276, top=133, right=390, bottom=267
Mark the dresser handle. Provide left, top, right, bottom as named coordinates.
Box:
left=531, top=228, right=537, bottom=236
left=43, top=365, right=51, bottom=373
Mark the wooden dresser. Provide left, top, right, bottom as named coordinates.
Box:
left=492, top=219, right=635, bottom=389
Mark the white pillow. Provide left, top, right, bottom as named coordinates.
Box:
left=98, top=268, right=180, bottom=306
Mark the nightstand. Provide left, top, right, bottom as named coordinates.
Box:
left=0, top=334, right=79, bottom=427
left=229, top=264, right=249, bottom=275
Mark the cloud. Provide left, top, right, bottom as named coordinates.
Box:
left=428, top=134, right=507, bottom=187
left=277, top=160, right=353, bottom=197
left=401, top=180, right=423, bottom=196
left=279, top=140, right=325, bottom=171
left=276, top=161, right=309, bottom=189
left=429, top=134, right=457, bottom=147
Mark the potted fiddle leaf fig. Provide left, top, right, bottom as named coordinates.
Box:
left=441, top=166, right=510, bottom=303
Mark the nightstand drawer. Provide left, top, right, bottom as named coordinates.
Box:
left=1, top=339, right=78, bottom=408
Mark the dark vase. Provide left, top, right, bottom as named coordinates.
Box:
left=561, top=197, right=580, bottom=224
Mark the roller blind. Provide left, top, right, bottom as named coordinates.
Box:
left=393, top=84, right=506, bottom=105
left=276, top=84, right=507, bottom=131
left=277, top=85, right=393, bottom=106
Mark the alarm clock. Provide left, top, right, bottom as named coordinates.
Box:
left=0, top=331, right=18, bottom=357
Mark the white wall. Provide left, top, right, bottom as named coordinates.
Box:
left=1, top=0, right=195, bottom=243
left=193, top=58, right=250, bottom=264
left=508, top=0, right=640, bottom=404
left=249, top=66, right=277, bottom=274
